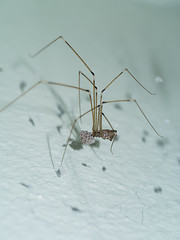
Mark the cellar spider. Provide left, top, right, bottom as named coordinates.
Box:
left=0, top=35, right=163, bottom=174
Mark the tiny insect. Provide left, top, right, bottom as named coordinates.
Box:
left=0, top=35, right=163, bottom=174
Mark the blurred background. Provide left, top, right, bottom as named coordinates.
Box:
left=0, top=1, right=180, bottom=240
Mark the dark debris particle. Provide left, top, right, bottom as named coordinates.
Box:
left=143, top=130, right=149, bottom=136
left=114, top=103, right=123, bottom=110
left=56, top=125, right=62, bottom=134
left=71, top=206, right=81, bottom=212
left=126, top=93, right=132, bottom=99
left=20, top=81, right=27, bottom=92
left=142, top=137, right=146, bottom=143
left=156, top=139, right=168, bottom=147
left=29, top=117, right=35, bottom=126
left=69, top=140, right=83, bottom=150
left=102, top=166, right=106, bottom=171
left=82, top=163, right=91, bottom=168
left=20, top=182, right=30, bottom=188
left=154, top=187, right=162, bottom=193
left=56, top=169, right=61, bottom=177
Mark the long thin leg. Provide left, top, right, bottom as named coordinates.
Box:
left=78, top=71, right=98, bottom=131
left=98, top=68, right=155, bottom=129
left=47, top=135, right=61, bottom=177
left=78, top=71, right=95, bottom=126
left=102, top=112, right=117, bottom=153
left=30, top=35, right=95, bottom=76
left=46, top=135, right=56, bottom=172
left=60, top=105, right=100, bottom=169
left=0, top=80, right=92, bottom=113
left=102, top=68, right=155, bottom=95
left=102, top=112, right=114, bottom=130
left=30, top=35, right=97, bottom=131
left=102, top=99, right=164, bottom=138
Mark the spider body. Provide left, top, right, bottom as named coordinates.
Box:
left=80, top=129, right=117, bottom=145
left=0, top=35, right=163, bottom=174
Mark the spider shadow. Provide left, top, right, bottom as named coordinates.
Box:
left=48, top=86, right=101, bottom=151
left=48, top=86, right=81, bottom=146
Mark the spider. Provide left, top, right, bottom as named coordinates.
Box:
left=0, top=35, right=163, bottom=174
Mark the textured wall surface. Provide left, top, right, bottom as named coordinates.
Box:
left=0, top=1, right=180, bottom=240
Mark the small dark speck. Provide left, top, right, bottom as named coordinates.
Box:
left=20, top=182, right=30, bottom=188
left=143, top=130, right=149, bottom=136
left=29, top=118, right=35, bottom=126
left=56, top=125, right=62, bottom=134
left=126, top=93, right=132, bottom=99
left=154, top=187, right=162, bottom=193
left=102, top=166, right=106, bottom=171
left=142, top=137, right=146, bottom=143
left=156, top=139, right=167, bottom=147
left=20, top=81, right=27, bottom=92
left=82, top=163, right=91, bottom=168
left=71, top=206, right=81, bottom=212
left=56, top=169, right=61, bottom=177
left=114, top=103, right=123, bottom=110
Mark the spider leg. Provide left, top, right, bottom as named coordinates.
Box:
left=101, top=112, right=114, bottom=130
left=98, top=68, right=156, bottom=129
left=0, top=80, right=91, bottom=113
left=78, top=71, right=96, bottom=126
left=30, top=35, right=94, bottom=76
left=30, top=35, right=97, bottom=132
left=102, top=68, right=155, bottom=95
left=101, top=112, right=117, bottom=154
left=102, top=99, right=164, bottom=138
